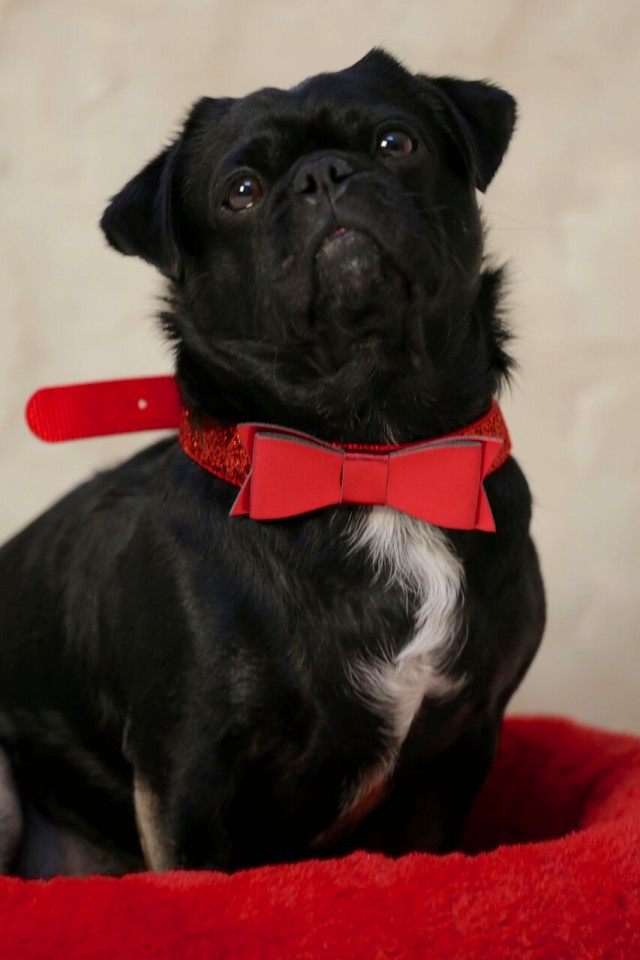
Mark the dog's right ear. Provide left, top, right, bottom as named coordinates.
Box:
left=100, top=140, right=184, bottom=280
left=100, top=97, right=231, bottom=279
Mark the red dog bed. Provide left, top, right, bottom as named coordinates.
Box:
left=1, top=716, right=638, bottom=959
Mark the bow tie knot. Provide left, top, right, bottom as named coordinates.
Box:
left=342, top=451, right=390, bottom=506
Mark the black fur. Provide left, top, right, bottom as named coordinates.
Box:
left=0, top=49, right=544, bottom=875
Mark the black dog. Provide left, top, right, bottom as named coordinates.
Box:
left=0, top=49, right=545, bottom=877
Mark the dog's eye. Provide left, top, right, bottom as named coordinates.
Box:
left=377, top=131, right=415, bottom=159
left=225, top=175, right=264, bottom=212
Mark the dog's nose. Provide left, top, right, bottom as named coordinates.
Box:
left=292, top=156, right=353, bottom=197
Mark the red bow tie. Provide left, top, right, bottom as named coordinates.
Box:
left=229, top=423, right=502, bottom=531
left=26, top=376, right=511, bottom=531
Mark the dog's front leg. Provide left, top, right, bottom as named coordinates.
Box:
left=0, top=746, right=22, bottom=873
left=132, top=756, right=241, bottom=873
left=133, top=772, right=179, bottom=872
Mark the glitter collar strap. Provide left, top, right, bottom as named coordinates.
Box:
left=26, top=376, right=511, bottom=531
left=179, top=402, right=511, bottom=488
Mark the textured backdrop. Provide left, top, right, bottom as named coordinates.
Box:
left=1, top=0, right=638, bottom=732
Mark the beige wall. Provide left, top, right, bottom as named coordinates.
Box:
left=1, top=0, right=639, bottom=732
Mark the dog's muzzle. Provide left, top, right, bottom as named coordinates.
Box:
left=315, top=227, right=383, bottom=298
left=312, top=222, right=409, bottom=353
left=284, top=152, right=412, bottom=356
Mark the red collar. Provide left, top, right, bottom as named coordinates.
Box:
left=26, top=376, right=511, bottom=530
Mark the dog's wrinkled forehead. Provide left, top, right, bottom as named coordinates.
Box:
left=192, top=52, right=423, bottom=175
left=185, top=48, right=513, bottom=185
left=290, top=47, right=409, bottom=94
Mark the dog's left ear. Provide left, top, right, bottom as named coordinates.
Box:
left=426, top=76, right=517, bottom=192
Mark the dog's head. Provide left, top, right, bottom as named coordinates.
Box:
left=101, top=49, right=516, bottom=441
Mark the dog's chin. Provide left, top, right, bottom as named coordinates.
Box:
left=311, top=228, right=412, bottom=371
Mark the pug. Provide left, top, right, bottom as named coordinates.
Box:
left=0, top=49, right=545, bottom=877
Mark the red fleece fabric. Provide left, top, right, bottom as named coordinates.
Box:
left=1, top=716, right=639, bottom=959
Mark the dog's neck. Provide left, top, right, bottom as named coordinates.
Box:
left=173, top=350, right=499, bottom=447
left=167, top=268, right=512, bottom=446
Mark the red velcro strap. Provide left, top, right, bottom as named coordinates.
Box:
left=25, top=377, right=181, bottom=442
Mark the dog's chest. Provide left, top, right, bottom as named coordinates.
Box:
left=347, top=506, right=465, bottom=736
left=314, top=507, right=465, bottom=845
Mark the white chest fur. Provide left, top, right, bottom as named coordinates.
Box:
left=347, top=506, right=466, bottom=748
